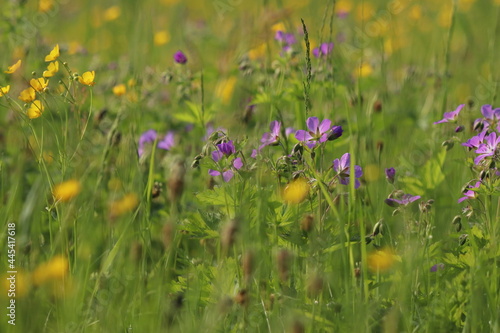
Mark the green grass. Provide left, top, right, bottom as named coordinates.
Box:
left=0, top=0, right=499, bottom=332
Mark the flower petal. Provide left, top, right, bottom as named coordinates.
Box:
left=222, top=170, right=234, bottom=182
left=233, top=157, right=243, bottom=170
left=208, top=169, right=221, bottom=177
left=306, top=117, right=319, bottom=132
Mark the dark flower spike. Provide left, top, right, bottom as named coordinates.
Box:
left=433, top=104, right=464, bottom=124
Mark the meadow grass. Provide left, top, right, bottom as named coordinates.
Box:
left=0, top=0, right=499, bottom=332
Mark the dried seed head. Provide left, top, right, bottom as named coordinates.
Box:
left=452, top=215, right=462, bottom=232
left=221, top=219, right=238, bottom=250
left=354, top=267, right=361, bottom=278
left=376, top=140, right=384, bottom=153
left=290, top=320, right=305, bottom=333
left=277, top=249, right=291, bottom=282
left=162, top=222, right=175, bottom=250
left=459, top=234, right=468, bottom=246
left=152, top=181, right=163, bottom=199
left=242, top=251, right=254, bottom=283
left=307, top=274, right=324, bottom=297
left=373, top=100, right=382, bottom=113
left=372, top=219, right=383, bottom=236
left=300, top=214, right=314, bottom=233
left=235, top=289, right=248, bottom=307
left=168, top=160, right=185, bottom=202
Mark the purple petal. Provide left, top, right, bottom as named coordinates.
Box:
left=312, top=47, right=320, bottom=58
left=354, top=179, right=361, bottom=189
left=158, top=131, right=175, bottom=151
left=354, top=165, right=363, bottom=178
left=222, top=170, right=234, bottom=182
left=208, top=169, right=221, bottom=177
left=212, top=150, right=223, bottom=162
left=285, top=127, right=295, bottom=136
left=139, top=129, right=157, bottom=145
left=295, top=130, right=312, bottom=142
left=251, top=149, right=258, bottom=158
left=270, top=120, right=281, bottom=136
left=306, top=117, right=319, bottom=132
left=333, top=158, right=341, bottom=173
left=340, top=153, right=350, bottom=170
left=481, top=104, right=493, bottom=119
left=233, top=157, right=243, bottom=170
left=306, top=141, right=318, bottom=149
left=318, top=119, right=332, bottom=134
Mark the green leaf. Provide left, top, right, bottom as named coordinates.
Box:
left=423, top=149, right=447, bottom=190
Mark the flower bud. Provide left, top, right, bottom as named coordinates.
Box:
left=441, top=140, right=454, bottom=151
left=276, top=249, right=291, bottom=282
left=372, top=219, right=383, bottom=236
left=300, top=214, right=314, bottom=233
left=455, top=125, right=465, bottom=133
left=328, top=126, right=343, bottom=141
left=385, top=167, right=396, bottom=184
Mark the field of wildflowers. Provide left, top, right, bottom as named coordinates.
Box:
left=1, top=0, right=499, bottom=332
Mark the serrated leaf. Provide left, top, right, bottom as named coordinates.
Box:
left=423, top=150, right=446, bottom=190
left=400, top=176, right=425, bottom=196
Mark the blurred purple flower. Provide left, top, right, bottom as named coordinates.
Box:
left=333, top=153, right=363, bottom=189
left=208, top=157, right=243, bottom=182
left=158, top=131, right=175, bottom=151
left=474, top=132, right=500, bottom=165
left=385, top=193, right=420, bottom=207
left=259, top=121, right=281, bottom=150
left=458, top=181, right=481, bottom=203
left=312, top=42, right=334, bottom=58
left=385, top=167, right=396, bottom=184
left=173, top=51, right=187, bottom=64
left=430, top=263, right=445, bottom=272
left=433, top=104, right=464, bottom=124
left=138, top=129, right=157, bottom=157
left=275, top=31, right=296, bottom=45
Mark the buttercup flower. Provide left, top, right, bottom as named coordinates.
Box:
left=79, top=71, right=95, bottom=86
left=27, top=100, right=44, bottom=119
left=283, top=177, right=310, bottom=204
left=43, top=61, right=59, bottom=78
left=53, top=179, right=81, bottom=202
left=110, top=193, right=139, bottom=217
left=333, top=153, right=363, bottom=189
left=367, top=248, right=396, bottom=272
left=30, top=77, right=49, bottom=92
left=0, top=85, right=10, bottom=97
left=32, top=255, right=68, bottom=286
left=433, top=104, right=464, bottom=124
left=174, top=51, right=187, bottom=64
left=4, top=59, right=21, bottom=74
left=19, top=87, right=36, bottom=103
left=112, top=84, right=126, bottom=96
left=45, top=44, right=60, bottom=62
left=458, top=181, right=481, bottom=203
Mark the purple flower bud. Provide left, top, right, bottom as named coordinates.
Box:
left=455, top=125, right=465, bottom=133
left=385, top=168, right=396, bottom=184
left=173, top=51, right=187, bottom=64
left=430, top=263, right=445, bottom=272
left=328, top=125, right=343, bottom=140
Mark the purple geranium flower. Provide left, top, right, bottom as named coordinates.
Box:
left=433, top=104, right=464, bottom=124
left=458, top=181, right=481, bottom=203
left=430, top=263, right=445, bottom=272
left=385, top=193, right=421, bottom=207
left=295, top=117, right=342, bottom=149
left=462, top=130, right=487, bottom=150
left=275, top=31, right=296, bottom=45
left=385, top=167, right=396, bottom=184
left=312, top=42, right=334, bottom=58
left=138, top=129, right=157, bottom=157
left=259, top=121, right=281, bottom=150
left=158, top=131, right=175, bottom=151
left=474, top=104, right=500, bottom=131
left=212, top=140, right=236, bottom=162
left=474, top=132, right=500, bottom=165
left=208, top=157, right=243, bottom=182
left=333, top=153, right=363, bottom=189
left=173, top=51, right=187, bottom=64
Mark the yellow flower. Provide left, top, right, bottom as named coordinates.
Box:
left=271, top=22, right=286, bottom=33
left=43, top=61, right=59, bottom=78
left=154, top=30, right=171, bottom=46
left=354, top=63, right=373, bottom=78
left=30, top=77, right=49, bottom=92
left=78, top=71, right=95, bottom=86
left=19, top=87, right=36, bottom=103
left=39, top=0, right=54, bottom=12
left=283, top=178, right=310, bottom=204
left=53, top=179, right=81, bottom=202
left=45, top=44, right=60, bottom=62
left=0, top=85, right=10, bottom=97
left=32, top=255, right=69, bottom=286
left=110, top=193, right=139, bottom=217
left=215, top=76, right=237, bottom=105
left=4, top=59, right=21, bottom=74
left=112, top=83, right=126, bottom=96
left=104, top=6, right=121, bottom=21
left=248, top=43, right=267, bottom=60
left=367, top=248, right=397, bottom=273
left=27, top=100, right=44, bottom=119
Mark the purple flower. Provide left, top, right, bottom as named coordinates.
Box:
left=385, top=193, right=421, bottom=207
left=251, top=149, right=258, bottom=159
left=295, top=117, right=341, bottom=149
left=208, top=157, right=243, bottom=182
left=312, top=42, right=334, bottom=58
left=173, top=51, right=187, bottom=64
left=462, top=130, right=487, bottom=150
left=333, top=153, right=363, bottom=189
left=158, top=131, right=175, bottom=151
left=275, top=31, right=296, bottom=45
left=474, top=132, right=500, bottom=165
left=285, top=127, right=295, bottom=137
left=430, top=263, right=445, bottom=272
left=433, top=104, right=464, bottom=124
left=458, top=181, right=481, bottom=203
left=385, top=168, right=396, bottom=184
left=328, top=126, right=343, bottom=140
left=138, top=129, right=157, bottom=157
left=259, top=121, right=281, bottom=150
left=211, top=140, right=236, bottom=162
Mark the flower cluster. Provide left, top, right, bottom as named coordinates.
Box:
left=208, top=140, right=243, bottom=182
left=138, top=129, right=175, bottom=157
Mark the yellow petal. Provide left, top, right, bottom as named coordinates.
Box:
left=0, top=85, right=10, bottom=97
left=4, top=59, right=21, bottom=74
left=154, top=30, right=171, bottom=46
left=104, top=6, right=121, bottom=21
left=283, top=178, right=310, bottom=204
left=32, top=255, right=69, bottom=286
left=27, top=100, right=44, bottom=119
left=53, top=179, right=81, bottom=202
left=43, top=61, right=59, bottom=78
left=45, top=44, right=60, bottom=62
left=109, top=193, right=139, bottom=217
left=78, top=71, right=95, bottom=86
left=30, top=77, right=49, bottom=92
left=19, top=87, right=36, bottom=103
left=112, top=83, right=126, bottom=96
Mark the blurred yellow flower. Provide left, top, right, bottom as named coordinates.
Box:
left=367, top=248, right=397, bottom=273
left=32, top=255, right=69, bottom=286
left=79, top=71, right=95, bottom=86
left=4, top=59, right=21, bottom=74
left=127, top=78, right=137, bottom=87
left=336, top=0, right=352, bottom=15
left=27, top=100, right=44, bottom=119
left=112, top=84, right=127, bottom=96
left=53, top=179, right=81, bottom=202
left=283, top=178, right=310, bottom=204
left=215, top=76, right=237, bottom=104
left=355, top=63, right=373, bottom=78
left=39, top=0, right=54, bottom=12
left=30, top=77, right=49, bottom=92
left=363, top=164, right=380, bottom=182
left=409, top=5, right=422, bottom=21
left=110, top=193, right=139, bottom=217
left=43, top=61, right=59, bottom=78
left=355, top=2, right=375, bottom=22
left=154, top=30, right=171, bottom=46
left=271, top=22, right=286, bottom=33
left=0, top=85, right=10, bottom=97
left=19, top=87, right=36, bottom=103
left=45, top=44, right=60, bottom=62
left=2, top=270, right=30, bottom=298
left=248, top=43, right=267, bottom=60
left=104, top=6, right=121, bottom=21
